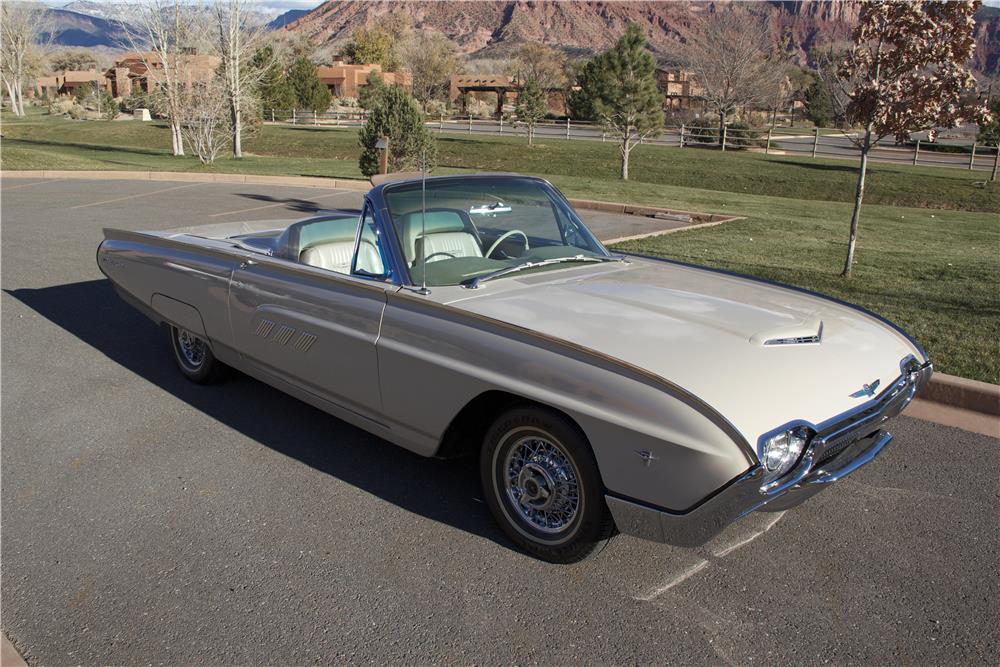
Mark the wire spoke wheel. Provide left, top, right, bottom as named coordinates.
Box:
left=502, top=434, right=581, bottom=535
left=176, top=328, right=207, bottom=370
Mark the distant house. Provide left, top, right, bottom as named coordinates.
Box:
left=655, top=68, right=704, bottom=111
left=34, top=75, right=62, bottom=98
left=57, top=70, right=101, bottom=96
left=316, top=61, right=410, bottom=98
left=449, top=74, right=567, bottom=117
left=103, top=51, right=220, bottom=98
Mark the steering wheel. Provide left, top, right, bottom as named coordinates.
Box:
left=485, top=230, right=529, bottom=259
left=420, top=251, right=458, bottom=264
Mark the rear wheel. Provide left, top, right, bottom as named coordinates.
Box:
left=480, top=405, right=616, bottom=563
left=168, top=326, right=226, bottom=384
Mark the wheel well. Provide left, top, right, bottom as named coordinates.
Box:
left=435, top=391, right=586, bottom=460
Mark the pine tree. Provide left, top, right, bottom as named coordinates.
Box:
left=252, top=45, right=295, bottom=115
left=514, top=76, right=546, bottom=145
left=287, top=57, right=331, bottom=112
left=358, top=85, right=436, bottom=177
left=573, top=23, right=664, bottom=179
left=804, top=79, right=834, bottom=127
left=358, top=71, right=387, bottom=110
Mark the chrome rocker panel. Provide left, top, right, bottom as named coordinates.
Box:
left=607, top=360, right=932, bottom=547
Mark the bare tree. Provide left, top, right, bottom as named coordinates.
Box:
left=513, top=42, right=566, bottom=90
left=1, top=2, right=49, bottom=116
left=214, top=0, right=269, bottom=159
left=121, top=1, right=207, bottom=156
left=400, top=31, right=457, bottom=111
left=835, top=0, right=990, bottom=277
left=683, top=7, right=784, bottom=143
left=179, top=77, right=231, bottom=164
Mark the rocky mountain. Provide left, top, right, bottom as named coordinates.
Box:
left=40, top=8, right=132, bottom=48
left=267, top=8, right=312, bottom=30
left=282, top=0, right=999, bottom=74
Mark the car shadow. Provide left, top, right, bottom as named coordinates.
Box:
left=234, top=193, right=362, bottom=214
left=5, top=280, right=513, bottom=551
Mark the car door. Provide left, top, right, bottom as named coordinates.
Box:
left=228, top=203, right=394, bottom=421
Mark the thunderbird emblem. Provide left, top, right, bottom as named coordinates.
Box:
left=850, top=379, right=881, bottom=398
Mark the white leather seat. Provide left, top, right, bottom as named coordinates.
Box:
left=300, top=241, right=356, bottom=274
left=415, top=232, right=483, bottom=264
left=401, top=210, right=482, bottom=265
left=301, top=240, right=385, bottom=276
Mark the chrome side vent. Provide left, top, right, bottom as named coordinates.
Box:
left=293, top=332, right=317, bottom=352
left=273, top=325, right=295, bottom=346
left=255, top=319, right=276, bottom=338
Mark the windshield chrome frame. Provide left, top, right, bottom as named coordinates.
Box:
left=366, top=174, right=612, bottom=289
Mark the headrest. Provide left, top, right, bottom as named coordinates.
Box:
left=401, top=209, right=469, bottom=261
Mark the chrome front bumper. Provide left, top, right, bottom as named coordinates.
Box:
left=607, top=359, right=933, bottom=547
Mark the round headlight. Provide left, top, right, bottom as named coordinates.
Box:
left=761, top=426, right=811, bottom=481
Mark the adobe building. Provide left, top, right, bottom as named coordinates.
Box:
left=103, top=52, right=220, bottom=98
left=316, top=60, right=410, bottom=98
left=655, top=68, right=704, bottom=111
left=449, top=74, right=567, bottom=117
left=34, top=75, right=62, bottom=98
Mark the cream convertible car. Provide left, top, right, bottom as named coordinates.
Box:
left=98, top=174, right=931, bottom=563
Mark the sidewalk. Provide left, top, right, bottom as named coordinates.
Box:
left=2, top=634, right=27, bottom=667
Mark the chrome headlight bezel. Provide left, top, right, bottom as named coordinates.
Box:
left=757, top=424, right=814, bottom=484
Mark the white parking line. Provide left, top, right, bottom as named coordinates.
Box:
left=67, top=183, right=202, bottom=210
left=634, top=559, right=710, bottom=601
left=712, top=511, right=787, bottom=558
left=1, top=179, right=64, bottom=191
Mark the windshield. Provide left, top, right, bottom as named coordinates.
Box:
left=382, top=177, right=610, bottom=287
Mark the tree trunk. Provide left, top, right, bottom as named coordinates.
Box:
left=527, top=124, right=533, bottom=146
left=992, top=142, right=999, bottom=183
left=842, top=125, right=873, bottom=278
left=15, top=81, right=25, bottom=115
left=4, top=80, right=20, bottom=116
left=620, top=137, right=630, bottom=180
left=718, top=111, right=726, bottom=148
left=170, top=118, right=185, bottom=156
left=232, top=102, right=242, bottom=159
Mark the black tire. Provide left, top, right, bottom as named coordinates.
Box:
left=168, top=325, right=226, bottom=384
left=480, top=405, right=616, bottom=563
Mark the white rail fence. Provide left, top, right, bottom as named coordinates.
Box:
left=268, top=110, right=1000, bottom=174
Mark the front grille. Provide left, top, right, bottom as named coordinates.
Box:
left=815, top=434, right=868, bottom=469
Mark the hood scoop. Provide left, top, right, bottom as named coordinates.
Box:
left=751, top=318, right=823, bottom=346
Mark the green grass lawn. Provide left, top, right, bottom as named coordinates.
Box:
left=3, top=110, right=998, bottom=382
left=2, top=110, right=997, bottom=212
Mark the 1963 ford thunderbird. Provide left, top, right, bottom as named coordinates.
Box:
left=98, top=174, right=931, bottom=563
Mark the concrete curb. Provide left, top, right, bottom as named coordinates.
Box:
left=2, top=170, right=370, bottom=191
left=922, top=373, right=1000, bottom=416
left=2, top=634, right=28, bottom=667
left=565, top=197, right=737, bottom=224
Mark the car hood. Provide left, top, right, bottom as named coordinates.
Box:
left=442, top=257, right=924, bottom=445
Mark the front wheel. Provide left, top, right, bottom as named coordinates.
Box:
left=168, top=325, right=226, bottom=384
left=480, top=405, right=616, bottom=563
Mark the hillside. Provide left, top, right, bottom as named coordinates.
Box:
left=40, top=8, right=132, bottom=48
left=283, top=0, right=999, bottom=72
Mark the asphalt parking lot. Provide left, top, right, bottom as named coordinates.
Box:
left=2, top=177, right=998, bottom=665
